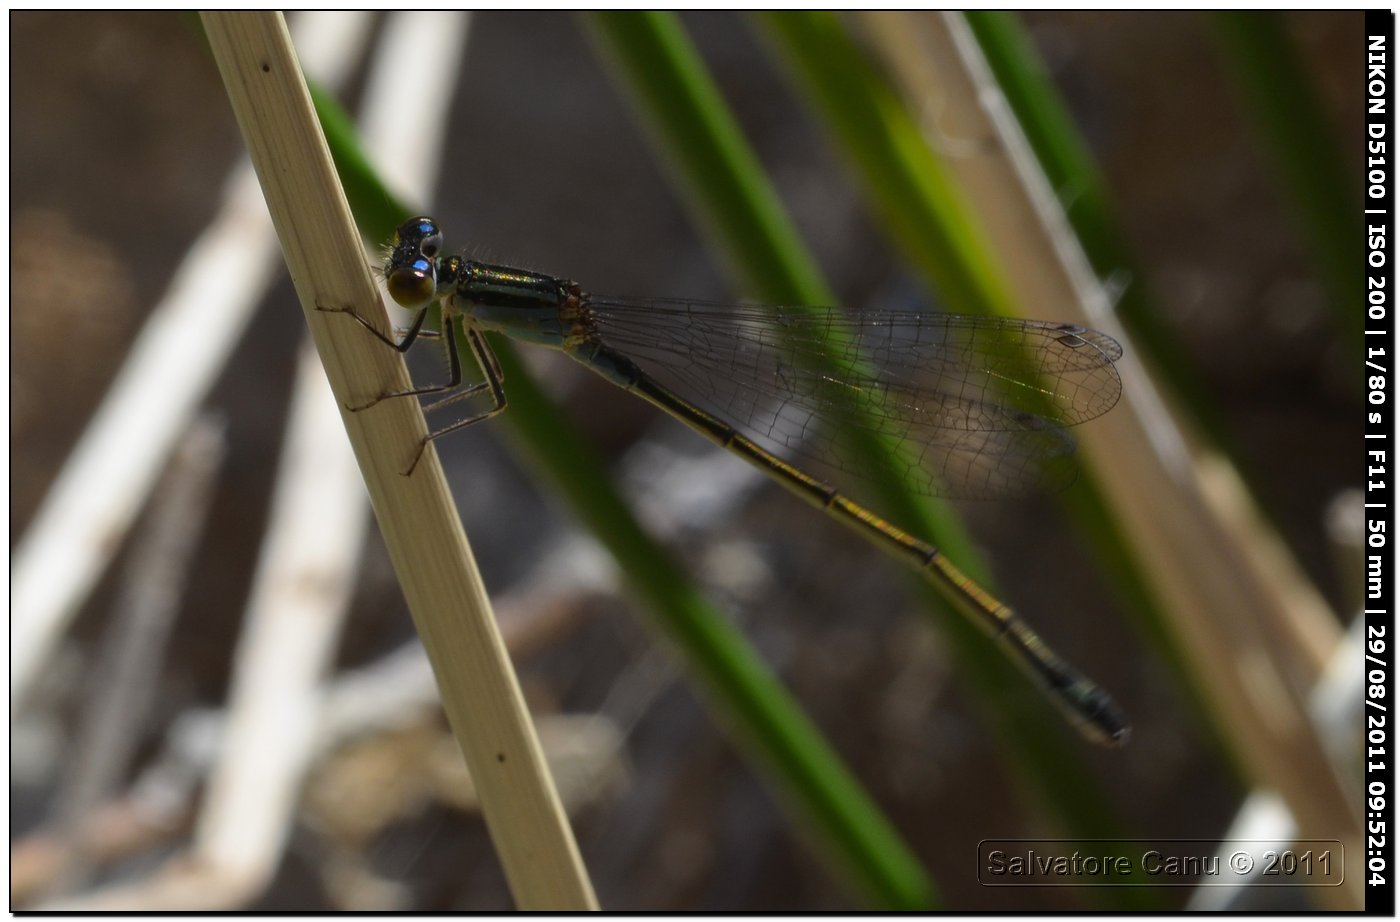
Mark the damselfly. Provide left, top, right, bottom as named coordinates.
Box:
left=321, top=217, right=1130, bottom=746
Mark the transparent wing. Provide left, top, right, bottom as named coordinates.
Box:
left=587, top=297, right=1122, bottom=500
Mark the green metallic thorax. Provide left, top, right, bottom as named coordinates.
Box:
left=446, top=259, right=590, bottom=350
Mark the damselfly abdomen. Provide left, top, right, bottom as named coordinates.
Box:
left=321, top=216, right=1129, bottom=746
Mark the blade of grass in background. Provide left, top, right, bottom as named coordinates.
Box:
left=750, top=0, right=1142, bottom=850
left=962, top=11, right=1235, bottom=450
left=967, top=10, right=1361, bottom=460
left=1212, top=11, right=1364, bottom=357
left=311, top=81, right=406, bottom=249
left=761, top=11, right=1338, bottom=848
left=960, top=9, right=1341, bottom=693
left=952, top=11, right=1264, bottom=766
left=953, top=10, right=1235, bottom=656
left=841, top=9, right=1214, bottom=718
left=585, top=15, right=1145, bottom=910
left=822, top=14, right=1364, bottom=909
left=311, top=81, right=937, bottom=912
left=762, top=7, right=1322, bottom=779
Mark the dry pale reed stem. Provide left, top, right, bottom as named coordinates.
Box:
left=200, top=12, right=596, bottom=910
left=862, top=12, right=1359, bottom=909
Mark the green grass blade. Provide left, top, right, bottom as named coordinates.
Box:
left=961, top=10, right=1337, bottom=734
left=587, top=12, right=1141, bottom=900
left=963, top=11, right=1233, bottom=448
left=309, top=81, right=407, bottom=246
left=573, top=13, right=832, bottom=307
left=756, top=13, right=1015, bottom=320
left=958, top=9, right=1228, bottom=702
left=933, top=20, right=1359, bottom=899
left=753, top=12, right=1155, bottom=908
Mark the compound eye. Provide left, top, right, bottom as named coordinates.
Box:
left=420, top=232, right=443, bottom=259
left=386, top=258, right=436, bottom=309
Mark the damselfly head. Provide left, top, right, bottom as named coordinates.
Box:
left=385, top=217, right=444, bottom=310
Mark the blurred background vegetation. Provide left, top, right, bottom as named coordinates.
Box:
left=11, top=11, right=1362, bottom=911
